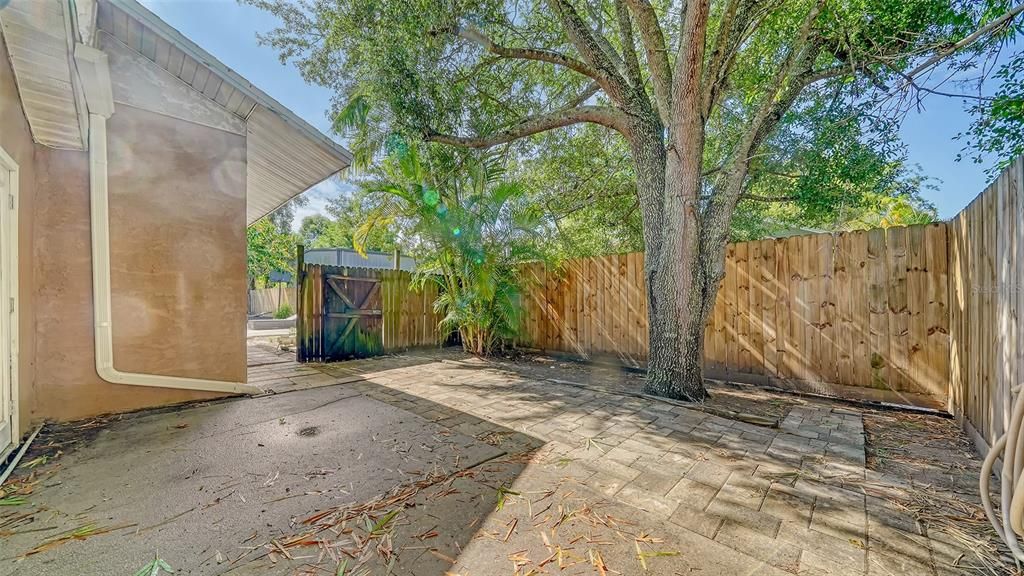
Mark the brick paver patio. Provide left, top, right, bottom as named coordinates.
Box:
left=242, top=344, right=980, bottom=575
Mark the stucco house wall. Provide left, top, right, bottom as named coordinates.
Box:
left=107, top=106, right=247, bottom=383
left=2, top=29, right=237, bottom=432
left=0, top=35, right=38, bottom=437
left=0, top=0, right=349, bottom=439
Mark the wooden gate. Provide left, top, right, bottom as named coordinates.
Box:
left=295, top=244, right=447, bottom=362
left=297, top=264, right=385, bottom=361
left=324, top=271, right=384, bottom=358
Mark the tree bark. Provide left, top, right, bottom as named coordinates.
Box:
left=627, top=112, right=714, bottom=402
left=642, top=191, right=716, bottom=402
left=644, top=258, right=716, bottom=401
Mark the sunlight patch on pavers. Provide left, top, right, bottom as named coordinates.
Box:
left=315, top=354, right=984, bottom=576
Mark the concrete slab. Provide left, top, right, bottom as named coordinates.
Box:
left=0, top=386, right=502, bottom=575
left=245, top=328, right=292, bottom=339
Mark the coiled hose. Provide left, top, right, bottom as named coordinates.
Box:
left=981, top=384, right=1024, bottom=562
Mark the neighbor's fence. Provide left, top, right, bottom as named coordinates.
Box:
left=304, top=247, right=416, bottom=271
left=248, top=286, right=295, bottom=316
left=517, top=223, right=951, bottom=409
left=296, top=264, right=442, bottom=361
left=949, top=155, right=1024, bottom=452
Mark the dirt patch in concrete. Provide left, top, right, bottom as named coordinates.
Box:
left=861, top=410, right=1015, bottom=574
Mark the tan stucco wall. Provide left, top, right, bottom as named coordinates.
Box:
left=107, top=105, right=247, bottom=381
left=2, top=32, right=246, bottom=432
left=0, top=34, right=38, bottom=437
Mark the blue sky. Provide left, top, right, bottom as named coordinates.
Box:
left=141, top=0, right=1010, bottom=224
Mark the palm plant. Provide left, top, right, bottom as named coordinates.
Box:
left=354, top=141, right=548, bottom=355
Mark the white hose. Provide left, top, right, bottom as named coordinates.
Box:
left=980, top=383, right=1024, bottom=562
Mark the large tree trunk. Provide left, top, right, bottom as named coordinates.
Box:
left=642, top=207, right=727, bottom=401
left=628, top=109, right=724, bottom=402
left=644, top=261, right=716, bottom=401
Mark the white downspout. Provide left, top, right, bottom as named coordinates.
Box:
left=78, top=45, right=258, bottom=396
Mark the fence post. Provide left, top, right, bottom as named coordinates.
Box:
left=295, top=244, right=305, bottom=361
left=393, top=247, right=401, bottom=271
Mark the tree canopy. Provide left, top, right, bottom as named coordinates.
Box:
left=246, top=218, right=296, bottom=288
left=249, top=0, right=1022, bottom=399
left=297, top=191, right=401, bottom=251
left=960, top=47, right=1024, bottom=174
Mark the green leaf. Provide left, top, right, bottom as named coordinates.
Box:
left=496, top=485, right=520, bottom=511
left=334, top=94, right=370, bottom=134
left=132, top=556, right=174, bottom=576
left=370, top=509, right=401, bottom=535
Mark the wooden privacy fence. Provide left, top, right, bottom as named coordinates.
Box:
left=949, top=156, right=1024, bottom=451
left=248, top=285, right=295, bottom=316
left=296, top=264, right=442, bottom=361
left=518, top=222, right=951, bottom=409
left=290, top=157, right=1022, bottom=455
left=519, top=155, right=1024, bottom=444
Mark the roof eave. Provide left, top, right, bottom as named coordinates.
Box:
left=104, top=0, right=352, bottom=167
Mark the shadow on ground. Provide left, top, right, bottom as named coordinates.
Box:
left=1, top=347, right=1010, bottom=575
left=0, top=378, right=533, bottom=576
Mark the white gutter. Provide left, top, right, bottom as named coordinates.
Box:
left=77, top=44, right=258, bottom=396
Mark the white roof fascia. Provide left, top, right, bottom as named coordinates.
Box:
left=105, top=0, right=352, bottom=166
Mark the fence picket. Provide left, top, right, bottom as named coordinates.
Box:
left=510, top=223, right=952, bottom=408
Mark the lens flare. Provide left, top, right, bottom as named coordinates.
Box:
left=422, top=187, right=439, bottom=206
left=385, top=133, right=408, bottom=157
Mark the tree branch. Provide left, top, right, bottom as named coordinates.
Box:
left=589, top=12, right=634, bottom=83
left=548, top=0, right=632, bottom=104
left=623, top=0, right=672, bottom=126
left=672, top=0, right=711, bottom=130
left=741, top=2, right=825, bottom=165
left=702, top=1, right=823, bottom=232
left=702, top=0, right=771, bottom=118
left=615, top=0, right=643, bottom=87
left=901, top=2, right=1024, bottom=84
left=798, top=2, right=1024, bottom=98
left=740, top=193, right=799, bottom=202
left=701, top=192, right=799, bottom=203
left=564, top=81, right=602, bottom=109
left=422, top=106, right=628, bottom=148
left=882, top=63, right=998, bottom=103
left=702, top=0, right=741, bottom=116
left=455, top=24, right=601, bottom=81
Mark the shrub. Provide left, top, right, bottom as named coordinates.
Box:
left=274, top=303, right=294, bottom=319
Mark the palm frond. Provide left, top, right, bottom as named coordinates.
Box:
left=334, top=94, right=371, bottom=134
left=353, top=140, right=556, bottom=354
left=353, top=199, right=402, bottom=256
